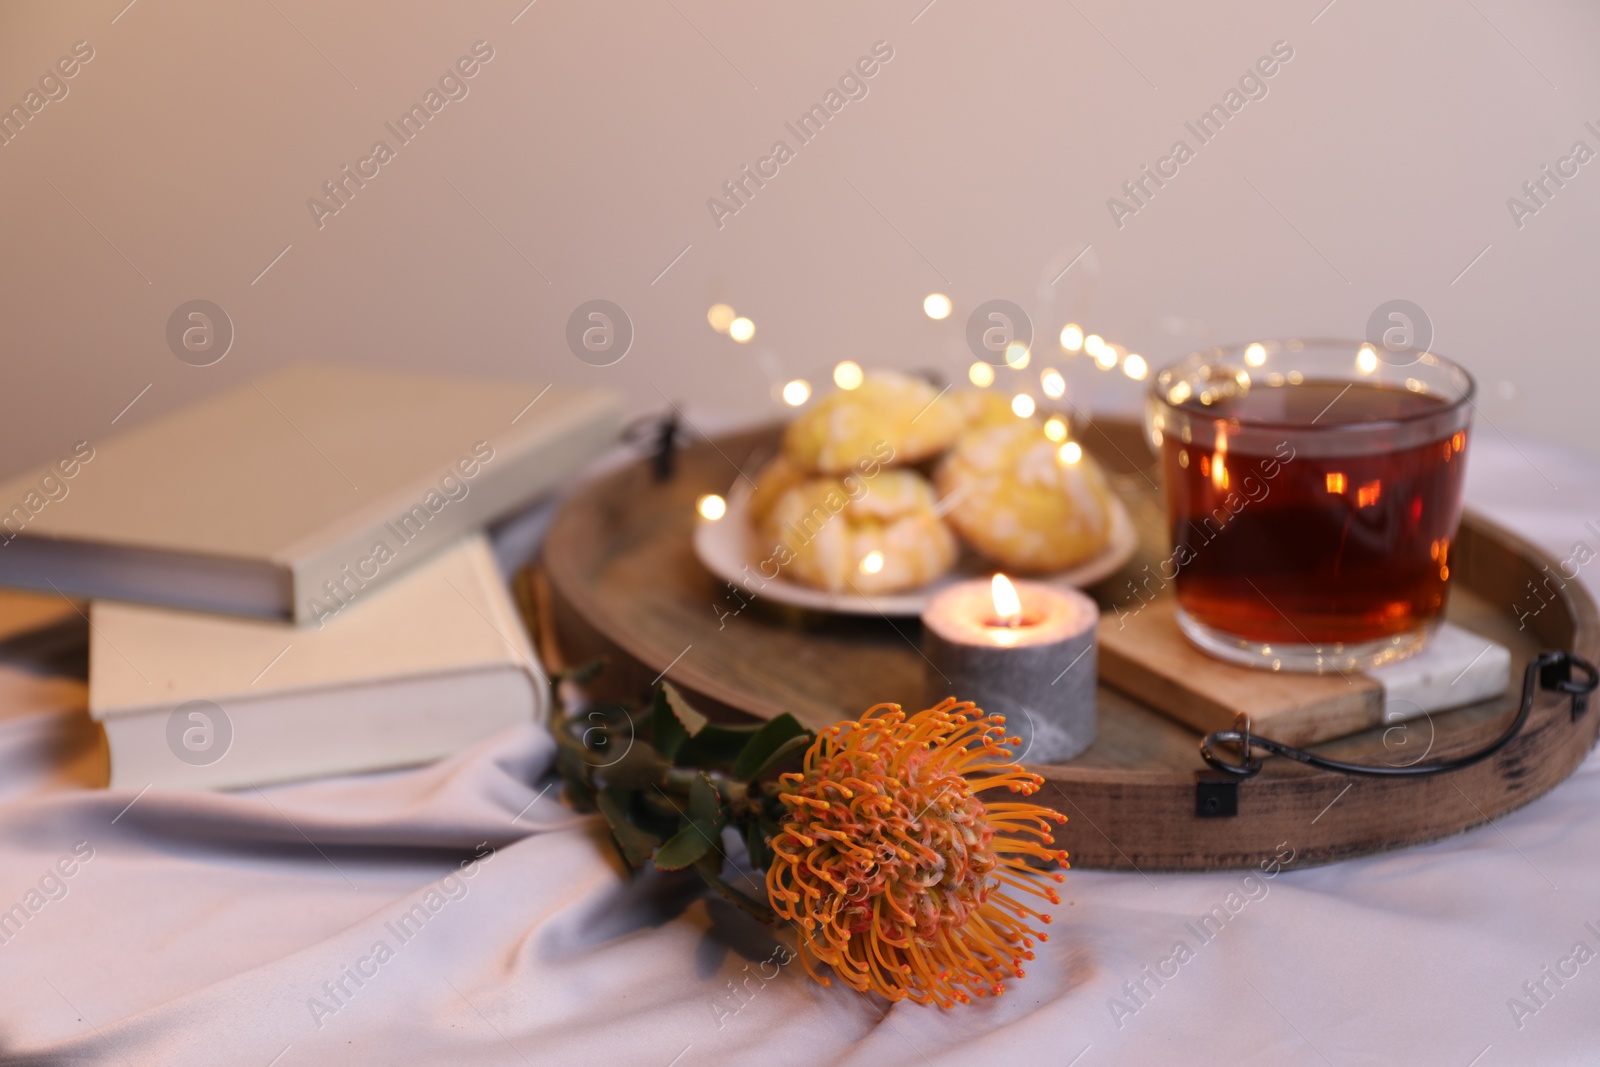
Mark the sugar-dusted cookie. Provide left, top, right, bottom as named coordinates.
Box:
left=763, top=469, right=958, bottom=594
left=952, top=388, right=1023, bottom=430
left=746, top=454, right=809, bottom=528
left=782, top=372, right=961, bottom=474
left=936, top=422, right=1113, bottom=572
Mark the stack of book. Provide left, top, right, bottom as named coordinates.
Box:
left=0, top=364, right=621, bottom=790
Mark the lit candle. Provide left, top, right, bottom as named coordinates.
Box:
left=921, top=574, right=1099, bottom=763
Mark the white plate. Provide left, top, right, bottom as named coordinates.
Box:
left=692, top=478, right=1139, bottom=617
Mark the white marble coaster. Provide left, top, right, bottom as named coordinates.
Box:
left=1370, top=623, right=1512, bottom=725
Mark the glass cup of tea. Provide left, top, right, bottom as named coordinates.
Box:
left=1146, top=339, right=1475, bottom=673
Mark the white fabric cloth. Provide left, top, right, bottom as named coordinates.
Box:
left=1, top=434, right=1598, bottom=1066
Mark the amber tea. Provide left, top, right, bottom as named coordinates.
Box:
left=1147, top=342, right=1474, bottom=672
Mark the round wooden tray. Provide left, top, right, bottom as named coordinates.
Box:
left=534, top=420, right=1599, bottom=871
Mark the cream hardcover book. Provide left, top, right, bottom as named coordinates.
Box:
left=89, top=535, right=545, bottom=791
left=0, top=363, right=621, bottom=623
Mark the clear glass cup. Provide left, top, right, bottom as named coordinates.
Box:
left=1145, top=339, right=1475, bottom=673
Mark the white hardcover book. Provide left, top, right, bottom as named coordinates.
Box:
left=0, top=363, right=621, bottom=623
left=89, top=535, right=545, bottom=791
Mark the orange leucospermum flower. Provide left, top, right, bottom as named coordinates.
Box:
left=765, top=697, right=1068, bottom=1007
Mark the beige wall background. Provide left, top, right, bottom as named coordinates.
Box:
left=1, top=0, right=1597, bottom=479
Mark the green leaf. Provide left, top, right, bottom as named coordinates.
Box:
left=653, top=821, right=716, bottom=870
left=743, top=820, right=773, bottom=872
left=688, top=772, right=724, bottom=827
left=746, top=734, right=811, bottom=783
left=595, top=789, right=661, bottom=868
left=598, top=739, right=668, bottom=790
left=655, top=684, right=778, bottom=771
left=662, top=682, right=710, bottom=736
left=693, top=854, right=777, bottom=923
left=651, top=687, right=687, bottom=761
left=653, top=774, right=727, bottom=872
left=676, top=722, right=763, bottom=769
left=731, top=714, right=810, bottom=780
left=574, top=704, right=633, bottom=761
left=554, top=748, right=597, bottom=811
left=632, top=790, right=687, bottom=839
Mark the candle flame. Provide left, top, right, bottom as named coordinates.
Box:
left=991, top=573, right=1022, bottom=625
